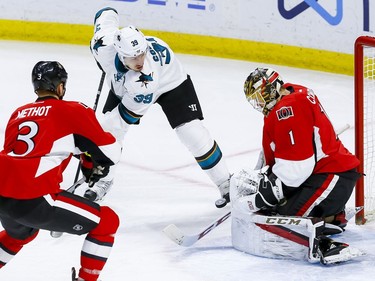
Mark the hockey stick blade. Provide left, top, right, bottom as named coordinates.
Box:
left=163, top=211, right=231, bottom=247
left=163, top=224, right=191, bottom=246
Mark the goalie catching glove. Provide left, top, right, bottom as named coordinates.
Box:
left=230, top=166, right=285, bottom=212
left=80, top=153, right=110, bottom=187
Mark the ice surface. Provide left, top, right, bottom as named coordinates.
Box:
left=0, top=40, right=374, bottom=281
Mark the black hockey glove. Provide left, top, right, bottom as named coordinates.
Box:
left=80, top=154, right=110, bottom=187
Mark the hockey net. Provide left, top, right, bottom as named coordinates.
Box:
left=355, top=36, right=375, bottom=224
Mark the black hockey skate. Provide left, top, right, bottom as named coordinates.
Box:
left=71, top=267, right=83, bottom=281
left=71, top=267, right=101, bottom=281
left=317, top=236, right=364, bottom=265
left=71, top=267, right=77, bottom=281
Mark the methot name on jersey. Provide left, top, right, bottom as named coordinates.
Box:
left=16, top=106, right=52, bottom=119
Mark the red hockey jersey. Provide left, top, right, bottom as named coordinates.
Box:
left=0, top=97, right=121, bottom=199
left=263, top=83, right=359, bottom=187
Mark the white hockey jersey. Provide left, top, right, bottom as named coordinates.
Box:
left=90, top=8, right=187, bottom=117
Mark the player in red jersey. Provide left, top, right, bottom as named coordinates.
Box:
left=229, top=67, right=363, bottom=264
left=0, top=61, right=121, bottom=281
left=232, top=67, right=360, bottom=220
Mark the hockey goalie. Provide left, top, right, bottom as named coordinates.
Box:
left=229, top=67, right=365, bottom=265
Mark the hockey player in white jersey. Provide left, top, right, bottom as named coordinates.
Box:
left=87, top=7, right=231, bottom=206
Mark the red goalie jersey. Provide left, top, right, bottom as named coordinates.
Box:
left=0, top=97, right=120, bottom=199
left=263, top=83, right=359, bottom=187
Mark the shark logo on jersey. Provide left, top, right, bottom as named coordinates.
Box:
left=136, top=72, right=153, bottom=88
left=92, top=36, right=106, bottom=54
left=114, top=72, right=126, bottom=82
left=276, top=106, right=294, bottom=120
left=113, top=55, right=128, bottom=83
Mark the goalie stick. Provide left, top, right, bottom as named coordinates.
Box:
left=163, top=211, right=231, bottom=247
left=162, top=211, right=312, bottom=247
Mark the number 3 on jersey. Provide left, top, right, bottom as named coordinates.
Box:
left=15, top=121, right=38, bottom=156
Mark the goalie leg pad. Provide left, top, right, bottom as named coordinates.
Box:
left=231, top=207, right=307, bottom=260
left=231, top=203, right=365, bottom=264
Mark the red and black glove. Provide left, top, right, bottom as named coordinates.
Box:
left=80, top=154, right=109, bottom=187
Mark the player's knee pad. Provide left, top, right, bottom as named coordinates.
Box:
left=175, top=119, right=214, bottom=156
left=90, top=206, right=120, bottom=237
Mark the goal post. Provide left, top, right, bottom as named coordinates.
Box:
left=355, top=36, right=375, bottom=224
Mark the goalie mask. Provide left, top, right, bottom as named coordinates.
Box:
left=113, top=25, right=148, bottom=71
left=244, top=68, right=284, bottom=116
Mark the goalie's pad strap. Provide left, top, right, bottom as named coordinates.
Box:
left=271, top=178, right=284, bottom=201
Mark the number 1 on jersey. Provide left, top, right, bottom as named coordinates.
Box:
left=288, top=130, right=295, bottom=145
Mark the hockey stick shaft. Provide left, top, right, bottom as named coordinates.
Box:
left=66, top=177, right=86, bottom=193
left=73, top=71, right=106, bottom=183
left=335, top=123, right=350, bottom=136
left=162, top=211, right=310, bottom=247
left=163, top=211, right=231, bottom=247
left=92, top=71, right=106, bottom=112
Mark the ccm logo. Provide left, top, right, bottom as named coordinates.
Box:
left=265, top=217, right=302, bottom=225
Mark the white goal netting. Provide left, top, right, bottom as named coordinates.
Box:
left=362, top=45, right=375, bottom=221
